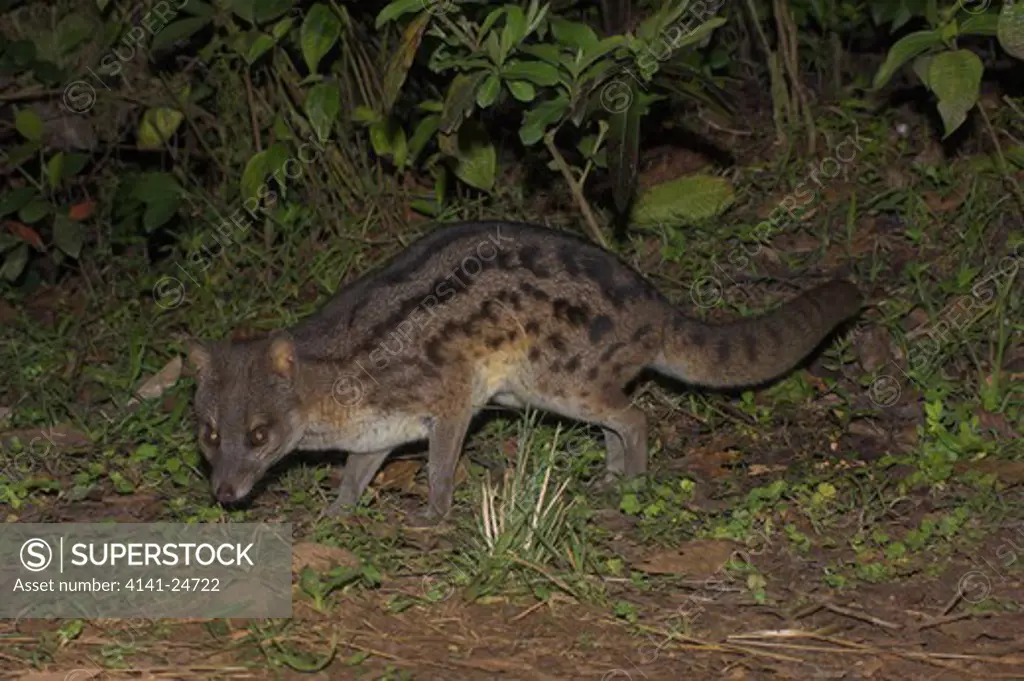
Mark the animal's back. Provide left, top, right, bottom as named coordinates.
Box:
left=290, top=220, right=862, bottom=395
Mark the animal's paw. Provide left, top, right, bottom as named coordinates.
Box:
left=324, top=497, right=359, bottom=518
left=593, top=470, right=623, bottom=493
left=405, top=507, right=447, bottom=530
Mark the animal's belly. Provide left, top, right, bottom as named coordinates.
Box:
left=472, top=345, right=529, bottom=408
left=300, top=412, right=430, bottom=453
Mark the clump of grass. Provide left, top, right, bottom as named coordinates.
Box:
left=454, top=412, right=595, bottom=602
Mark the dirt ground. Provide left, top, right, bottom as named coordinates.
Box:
left=3, top=71, right=1024, bottom=681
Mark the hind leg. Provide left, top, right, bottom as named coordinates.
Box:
left=514, top=388, right=649, bottom=481
left=601, top=403, right=648, bottom=478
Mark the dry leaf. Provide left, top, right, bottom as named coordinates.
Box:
left=0, top=426, right=90, bottom=451
left=747, top=463, right=786, bottom=476
left=975, top=408, right=1017, bottom=438
left=953, top=460, right=1024, bottom=485
left=68, top=200, right=96, bottom=221
left=901, top=307, right=930, bottom=332
left=689, top=448, right=743, bottom=479
left=7, top=221, right=44, bottom=250
left=913, top=139, right=944, bottom=168
left=292, top=542, right=361, bottom=574
left=847, top=419, right=889, bottom=441
left=374, top=459, right=422, bottom=492
left=454, top=459, right=469, bottom=487
left=884, top=167, right=908, bottom=189
left=921, top=185, right=967, bottom=213
left=855, top=327, right=893, bottom=373
left=128, top=357, right=182, bottom=406
left=0, top=298, right=16, bottom=325
left=773, top=232, right=820, bottom=253
left=635, top=539, right=739, bottom=578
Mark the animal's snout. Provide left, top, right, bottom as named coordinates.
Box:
left=215, top=482, right=239, bottom=504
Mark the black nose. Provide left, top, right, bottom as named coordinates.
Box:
left=215, top=483, right=237, bottom=504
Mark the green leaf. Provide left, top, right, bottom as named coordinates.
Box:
left=635, top=1, right=687, bottom=43
left=578, top=36, right=626, bottom=72
left=519, top=43, right=562, bottom=67
left=928, top=49, right=984, bottom=138
left=245, top=33, right=277, bottom=64
left=46, top=152, right=65, bottom=187
left=871, top=0, right=901, bottom=26
left=912, top=54, right=933, bottom=88
left=630, top=174, right=736, bottom=228
left=506, top=80, right=536, bottom=102
left=303, top=80, right=341, bottom=143
left=476, top=73, right=501, bottom=108
left=258, top=0, right=294, bottom=23
left=53, top=215, right=83, bottom=258
left=873, top=30, right=944, bottom=89
left=301, top=4, right=342, bottom=73
left=607, top=88, right=641, bottom=214
left=549, top=16, right=598, bottom=51
left=56, top=13, right=94, bottom=55
left=500, top=5, right=527, bottom=57
left=519, top=93, right=569, bottom=146
left=232, top=0, right=293, bottom=25
left=369, top=119, right=395, bottom=156
left=483, top=32, right=502, bottom=65
left=0, top=187, right=37, bottom=217
left=31, top=60, right=64, bottom=85
left=580, top=59, right=620, bottom=91
left=351, top=106, right=380, bottom=125
left=665, top=16, right=727, bottom=53
left=136, top=108, right=184, bottom=149
left=180, top=0, right=216, bottom=17
left=7, top=40, right=36, bottom=68
left=439, top=120, right=496, bottom=192
left=15, top=109, right=42, bottom=142
left=241, top=153, right=270, bottom=205
left=150, top=17, right=211, bottom=57
left=142, top=195, right=180, bottom=232
left=1, top=244, right=29, bottom=282
left=375, top=0, right=425, bottom=28
left=6, top=142, right=39, bottom=167
left=959, top=13, right=999, bottom=37
left=381, top=11, right=430, bottom=115
left=997, top=0, right=1024, bottom=59
left=240, top=143, right=289, bottom=203
left=131, top=172, right=181, bottom=204
left=271, top=16, right=294, bottom=40
left=62, top=153, right=89, bottom=179
left=503, top=59, right=561, bottom=86
left=1004, top=145, right=1024, bottom=169
left=440, top=71, right=488, bottom=134
left=392, top=126, right=409, bottom=168
left=940, top=19, right=959, bottom=44
left=408, top=114, right=440, bottom=165
left=18, top=200, right=49, bottom=224
left=480, top=5, right=509, bottom=36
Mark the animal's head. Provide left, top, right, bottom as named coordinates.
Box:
left=186, top=333, right=306, bottom=507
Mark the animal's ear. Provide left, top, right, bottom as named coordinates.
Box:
left=185, top=339, right=213, bottom=376
left=267, top=333, right=296, bottom=379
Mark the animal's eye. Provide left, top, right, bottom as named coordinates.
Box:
left=248, top=425, right=269, bottom=447
left=203, top=425, right=220, bottom=447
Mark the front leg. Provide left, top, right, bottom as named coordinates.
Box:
left=325, top=449, right=392, bottom=516
left=418, top=403, right=474, bottom=524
